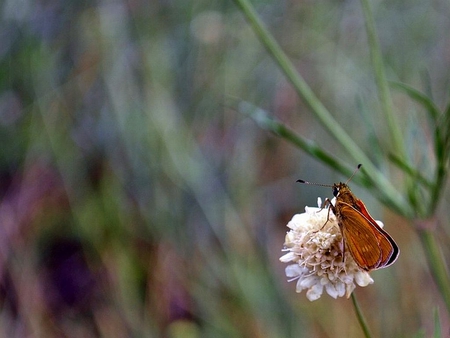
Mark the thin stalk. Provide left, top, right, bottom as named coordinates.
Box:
left=232, top=0, right=366, bottom=163
left=417, top=226, right=450, bottom=314
left=351, top=293, right=372, bottom=338
left=232, top=0, right=410, bottom=215
left=429, top=163, right=448, bottom=215
left=360, top=0, right=405, bottom=159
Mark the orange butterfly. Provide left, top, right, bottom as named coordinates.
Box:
left=298, top=165, right=399, bottom=271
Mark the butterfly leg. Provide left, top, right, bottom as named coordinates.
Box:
left=316, top=198, right=336, bottom=230
left=322, top=199, right=347, bottom=261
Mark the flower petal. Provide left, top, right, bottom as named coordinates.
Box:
left=325, top=282, right=339, bottom=299
left=286, top=264, right=307, bottom=279
left=306, top=283, right=323, bottom=301
left=299, top=276, right=319, bottom=289
left=345, top=283, right=356, bottom=298
left=279, top=252, right=297, bottom=263
left=354, top=271, right=374, bottom=286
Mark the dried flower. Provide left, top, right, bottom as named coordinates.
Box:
left=280, top=198, right=374, bottom=301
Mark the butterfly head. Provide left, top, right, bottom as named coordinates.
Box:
left=332, top=182, right=349, bottom=197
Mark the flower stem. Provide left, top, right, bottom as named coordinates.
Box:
left=231, top=0, right=361, bottom=159
left=417, top=226, right=450, bottom=314
left=359, top=0, right=404, bottom=159
left=231, top=0, right=410, bottom=216
left=351, top=293, right=372, bottom=338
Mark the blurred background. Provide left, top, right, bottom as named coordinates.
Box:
left=0, top=0, right=449, bottom=337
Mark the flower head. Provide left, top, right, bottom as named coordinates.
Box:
left=280, top=198, right=374, bottom=301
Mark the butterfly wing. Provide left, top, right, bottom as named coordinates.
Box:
left=335, top=202, right=383, bottom=270
left=354, top=199, right=399, bottom=267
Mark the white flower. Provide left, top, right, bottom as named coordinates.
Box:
left=280, top=198, right=374, bottom=301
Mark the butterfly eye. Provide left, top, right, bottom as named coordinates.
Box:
left=333, top=187, right=339, bottom=197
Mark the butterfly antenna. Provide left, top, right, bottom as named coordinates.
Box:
left=296, top=179, right=333, bottom=188
left=345, top=164, right=362, bottom=184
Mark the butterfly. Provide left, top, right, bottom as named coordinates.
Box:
left=298, top=165, right=399, bottom=271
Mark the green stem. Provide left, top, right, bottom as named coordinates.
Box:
left=232, top=0, right=410, bottom=216
left=232, top=0, right=366, bottom=163
left=417, top=226, right=450, bottom=314
left=237, top=101, right=356, bottom=177
left=360, top=0, right=404, bottom=158
left=351, top=293, right=372, bottom=338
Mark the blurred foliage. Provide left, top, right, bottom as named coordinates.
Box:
left=0, top=0, right=448, bottom=337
